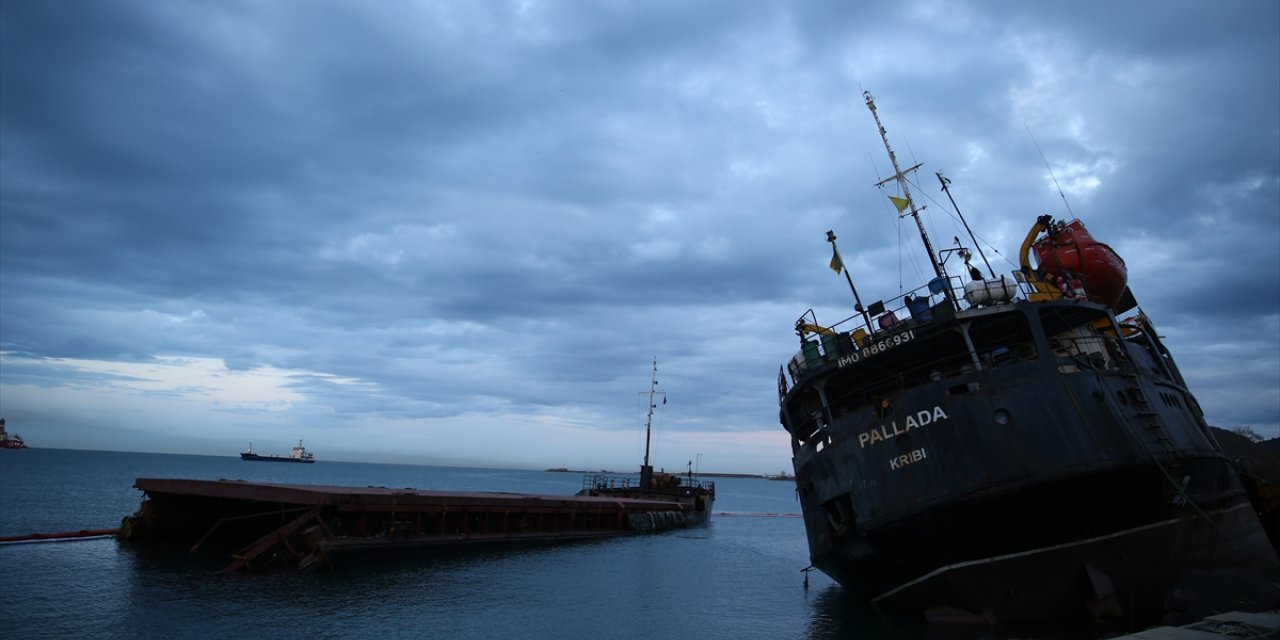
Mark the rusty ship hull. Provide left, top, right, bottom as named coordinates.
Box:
left=120, top=478, right=696, bottom=572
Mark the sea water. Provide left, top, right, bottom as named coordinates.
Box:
left=0, top=448, right=943, bottom=640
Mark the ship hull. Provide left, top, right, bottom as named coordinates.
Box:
left=806, top=457, right=1272, bottom=622
left=781, top=297, right=1276, bottom=624
left=240, top=453, right=314, bottom=464
left=576, top=488, right=714, bottom=527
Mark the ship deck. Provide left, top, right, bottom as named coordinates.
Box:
left=122, top=478, right=692, bottom=572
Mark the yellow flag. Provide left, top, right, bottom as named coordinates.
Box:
left=889, top=195, right=910, bottom=212
left=829, top=247, right=843, bottom=273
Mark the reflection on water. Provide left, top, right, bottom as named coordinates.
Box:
left=805, top=585, right=925, bottom=640
left=803, top=583, right=1128, bottom=640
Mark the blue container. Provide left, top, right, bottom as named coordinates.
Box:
left=907, top=296, right=933, bottom=323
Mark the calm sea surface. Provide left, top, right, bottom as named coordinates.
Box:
left=1, top=448, right=950, bottom=640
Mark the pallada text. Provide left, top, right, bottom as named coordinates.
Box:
left=858, top=406, right=950, bottom=448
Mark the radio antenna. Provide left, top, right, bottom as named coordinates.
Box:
left=1025, top=124, right=1075, bottom=218
left=865, top=91, right=945, bottom=283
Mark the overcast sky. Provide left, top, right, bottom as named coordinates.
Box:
left=1, top=0, right=1277, bottom=474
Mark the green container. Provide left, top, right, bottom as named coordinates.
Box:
left=821, top=333, right=840, bottom=360
left=802, top=340, right=822, bottom=368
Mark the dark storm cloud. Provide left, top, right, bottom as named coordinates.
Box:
left=1, top=0, right=1276, bottom=469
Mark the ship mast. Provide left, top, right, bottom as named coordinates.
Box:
left=639, top=357, right=665, bottom=490
left=864, top=91, right=946, bottom=283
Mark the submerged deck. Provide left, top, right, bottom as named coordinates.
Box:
left=121, top=478, right=692, bottom=572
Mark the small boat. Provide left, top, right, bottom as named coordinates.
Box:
left=0, top=418, right=28, bottom=450
left=577, top=359, right=716, bottom=527
left=240, top=440, right=315, bottom=463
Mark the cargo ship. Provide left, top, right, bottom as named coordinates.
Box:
left=0, top=418, right=28, bottom=449
left=577, top=359, right=715, bottom=527
left=240, top=440, right=315, bottom=463
left=774, top=92, right=1276, bottom=624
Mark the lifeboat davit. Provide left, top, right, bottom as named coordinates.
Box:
left=1031, top=218, right=1128, bottom=309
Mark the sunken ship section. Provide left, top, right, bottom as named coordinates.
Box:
left=775, top=92, right=1276, bottom=623
left=578, top=472, right=715, bottom=528
left=576, top=358, right=716, bottom=526
left=119, top=479, right=695, bottom=573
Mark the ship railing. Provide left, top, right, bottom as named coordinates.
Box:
left=1008, top=263, right=1129, bottom=310
left=788, top=275, right=959, bottom=383
left=583, top=474, right=639, bottom=491
left=582, top=474, right=715, bottom=493
left=786, top=270, right=1044, bottom=385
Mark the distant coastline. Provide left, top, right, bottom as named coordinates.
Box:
left=545, top=467, right=787, bottom=480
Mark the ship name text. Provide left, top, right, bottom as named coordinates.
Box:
left=837, top=329, right=915, bottom=368
left=890, top=448, right=927, bottom=470
left=858, top=406, right=950, bottom=448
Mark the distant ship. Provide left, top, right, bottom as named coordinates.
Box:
left=774, top=92, right=1276, bottom=624
left=577, top=359, right=715, bottom=527
left=240, top=440, right=315, bottom=463
left=0, top=418, right=28, bottom=450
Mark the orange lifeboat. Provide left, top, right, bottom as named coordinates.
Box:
left=1031, top=218, right=1128, bottom=309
